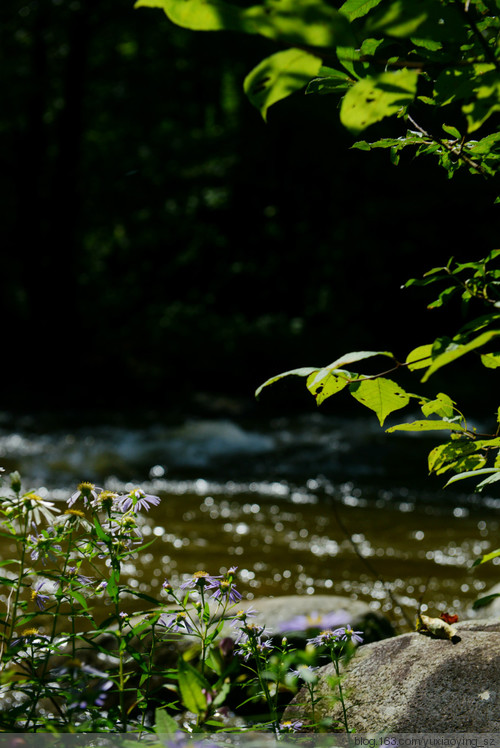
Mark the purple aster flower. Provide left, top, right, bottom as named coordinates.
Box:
left=279, top=609, right=350, bottom=633
left=307, top=628, right=342, bottom=648
left=28, top=528, right=62, bottom=565
left=115, top=488, right=160, bottom=513
left=162, top=579, right=174, bottom=595
left=207, top=578, right=242, bottom=605
left=236, top=635, right=272, bottom=661
left=159, top=611, right=195, bottom=634
left=230, top=607, right=257, bottom=627
left=290, top=664, right=318, bottom=683
left=333, top=625, right=363, bottom=644
left=101, top=514, right=143, bottom=542
left=53, top=508, right=94, bottom=532
left=180, top=570, right=217, bottom=590
left=31, top=581, right=50, bottom=611
left=279, top=719, right=304, bottom=733
left=11, top=627, right=50, bottom=648
left=67, top=482, right=102, bottom=508
left=66, top=567, right=94, bottom=587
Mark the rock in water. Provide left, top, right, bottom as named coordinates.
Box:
left=283, top=620, right=500, bottom=732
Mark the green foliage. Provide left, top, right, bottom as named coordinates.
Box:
left=244, top=49, right=323, bottom=122
left=256, top=251, right=500, bottom=505
left=136, top=0, right=500, bottom=181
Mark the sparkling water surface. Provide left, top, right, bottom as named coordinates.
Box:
left=0, top=410, right=498, bottom=630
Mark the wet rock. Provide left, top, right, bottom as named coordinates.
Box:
left=283, top=619, right=500, bottom=732
left=230, top=594, right=395, bottom=644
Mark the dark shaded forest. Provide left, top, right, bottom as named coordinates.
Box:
left=3, top=0, right=499, bottom=417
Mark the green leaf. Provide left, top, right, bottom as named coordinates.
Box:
left=421, top=330, right=500, bottom=381
left=65, top=588, right=89, bottom=610
left=340, top=70, right=419, bottom=134
left=365, top=0, right=428, bottom=37
left=463, top=71, right=500, bottom=133
left=428, top=440, right=471, bottom=473
left=427, top=285, right=459, bottom=309
left=135, top=0, right=355, bottom=49
left=481, top=352, right=500, bottom=368
left=306, top=70, right=353, bottom=96
left=472, top=548, right=500, bottom=567
left=445, top=467, right=500, bottom=487
left=387, top=420, right=466, bottom=434
left=255, top=367, right=319, bottom=399
left=177, top=657, right=210, bottom=715
left=154, top=708, right=179, bottom=734
left=349, top=377, right=410, bottom=425
left=472, top=592, right=500, bottom=608
left=421, top=392, right=455, bottom=419
left=107, top=567, right=120, bottom=599
left=476, top=470, right=500, bottom=490
left=318, top=350, right=394, bottom=370
left=442, top=124, right=461, bottom=139
left=339, top=0, right=383, bottom=21
left=244, top=49, right=322, bottom=121
left=406, top=344, right=432, bottom=371
left=93, top=517, right=111, bottom=543
left=306, top=368, right=350, bottom=405
left=365, top=0, right=467, bottom=41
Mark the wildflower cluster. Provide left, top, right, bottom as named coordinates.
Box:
left=0, top=469, right=368, bottom=736
left=0, top=475, right=162, bottom=732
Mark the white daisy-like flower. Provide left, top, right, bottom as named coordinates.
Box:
left=10, top=492, right=60, bottom=526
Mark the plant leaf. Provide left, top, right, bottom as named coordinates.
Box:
left=349, top=377, right=410, bottom=425
left=481, top=352, right=500, bottom=369
left=445, top=467, right=500, bottom=487
left=421, top=330, right=500, bottom=381
left=340, top=69, right=419, bottom=134
left=135, top=0, right=355, bottom=48
left=155, top=708, right=179, bottom=734
left=421, top=392, right=455, bottom=418
left=387, top=419, right=466, bottom=434
left=306, top=368, right=350, bottom=405
left=177, top=657, right=210, bottom=715
left=472, top=548, right=500, bottom=567
left=339, top=0, right=383, bottom=21
left=472, top=593, right=500, bottom=608
left=405, top=344, right=433, bottom=370
left=255, top=367, right=319, bottom=399
left=244, top=49, right=322, bottom=121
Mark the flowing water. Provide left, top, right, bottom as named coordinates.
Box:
left=0, top=408, right=499, bottom=630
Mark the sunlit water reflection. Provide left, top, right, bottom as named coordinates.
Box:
left=0, top=410, right=499, bottom=630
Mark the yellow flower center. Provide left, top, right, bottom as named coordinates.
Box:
left=64, top=509, right=85, bottom=518
left=24, top=493, right=43, bottom=503
left=77, top=482, right=95, bottom=496
left=22, top=628, right=39, bottom=637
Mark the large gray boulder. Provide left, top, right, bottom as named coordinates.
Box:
left=283, top=619, right=500, bottom=732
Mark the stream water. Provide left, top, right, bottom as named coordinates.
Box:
left=0, top=408, right=498, bottom=630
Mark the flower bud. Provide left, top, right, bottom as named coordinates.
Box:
left=10, top=471, right=21, bottom=494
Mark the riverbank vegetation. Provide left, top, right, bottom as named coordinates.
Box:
left=3, top=0, right=500, bottom=736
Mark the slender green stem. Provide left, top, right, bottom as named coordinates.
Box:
left=7, top=512, right=30, bottom=645
left=332, top=652, right=351, bottom=738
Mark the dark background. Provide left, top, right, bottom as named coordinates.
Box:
left=3, top=0, right=500, bottom=420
